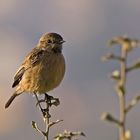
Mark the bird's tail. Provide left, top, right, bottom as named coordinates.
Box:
left=5, top=92, right=20, bottom=109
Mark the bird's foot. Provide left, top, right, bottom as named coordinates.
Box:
left=43, top=93, right=60, bottom=107
left=34, top=93, right=60, bottom=118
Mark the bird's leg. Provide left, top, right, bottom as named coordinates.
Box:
left=44, top=93, right=52, bottom=118
left=34, top=92, right=46, bottom=117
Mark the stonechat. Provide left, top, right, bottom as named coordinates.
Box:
left=5, top=33, right=65, bottom=108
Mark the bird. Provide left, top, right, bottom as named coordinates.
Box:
left=5, top=32, right=66, bottom=108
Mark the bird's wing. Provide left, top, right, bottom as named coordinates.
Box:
left=12, top=48, right=45, bottom=88
left=28, top=48, right=45, bottom=66
left=12, top=67, right=25, bottom=88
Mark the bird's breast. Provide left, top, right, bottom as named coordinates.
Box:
left=19, top=53, right=65, bottom=93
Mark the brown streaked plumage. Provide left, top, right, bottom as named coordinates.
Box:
left=5, top=33, right=65, bottom=108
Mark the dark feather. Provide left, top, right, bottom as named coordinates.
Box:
left=12, top=67, right=25, bottom=88
left=12, top=48, right=45, bottom=88
left=5, top=93, right=18, bottom=108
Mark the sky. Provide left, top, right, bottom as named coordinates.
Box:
left=1, top=0, right=140, bottom=140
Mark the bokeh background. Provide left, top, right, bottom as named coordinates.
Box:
left=1, top=0, right=140, bottom=139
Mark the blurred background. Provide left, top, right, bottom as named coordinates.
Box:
left=1, top=0, right=140, bottom=139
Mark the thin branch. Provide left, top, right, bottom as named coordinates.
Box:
left=125, top=95, right=140, bottom=113
left=102, top=53, right=125, bottom=62
left=126, top=60, right=140, bottom=73
left=31, top=121, right=46, bottom=136
left=117, top=46, right=127, bottom=140
left=48, top=120, right=63, bottom=128
left=101, top=112, right=122, bottom=127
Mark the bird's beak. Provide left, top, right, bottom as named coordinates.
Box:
left=60, top=40, right=66, bottom=44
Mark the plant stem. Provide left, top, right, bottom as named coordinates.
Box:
left=34, top=93, right=50, bottom=140
left=45, top=94, right=50, bottom=140
left=45, top=117, right=49, bottom=140
left=118, top=47, right=127, bottom=140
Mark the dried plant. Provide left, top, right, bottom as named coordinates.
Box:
left=54, top=130, right=86, bottom=140
left=31, top=93, right=85, bottom=140
left=31, top=93, right=61, bottom=140
left=101, top=36, right=140, bottom=140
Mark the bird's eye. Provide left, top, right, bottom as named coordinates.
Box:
left=47, top=39, right=52, bottom=44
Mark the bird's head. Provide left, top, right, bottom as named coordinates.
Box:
left=37, top=32, right=65, bottom=53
